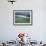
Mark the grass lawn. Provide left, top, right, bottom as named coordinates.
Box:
left=15, top=17, right=30, bottom=23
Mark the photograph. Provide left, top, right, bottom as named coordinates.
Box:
left=13, top=10, right=32, bottom=25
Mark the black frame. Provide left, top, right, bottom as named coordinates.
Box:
left=13, top=10, right=33, bottom=26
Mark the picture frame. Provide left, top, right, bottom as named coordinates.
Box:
left=13, top=10, right=32, bottom=25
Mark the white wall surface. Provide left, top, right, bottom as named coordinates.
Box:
left=0, top=0, right=46, bottom=42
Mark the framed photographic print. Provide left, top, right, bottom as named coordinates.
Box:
left=13, top=10, right=32, bottom=25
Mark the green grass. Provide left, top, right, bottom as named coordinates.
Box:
left=15, top=17, right=30, bottom=23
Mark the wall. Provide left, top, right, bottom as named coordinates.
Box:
left=0, top=0, right=46, bottom=42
